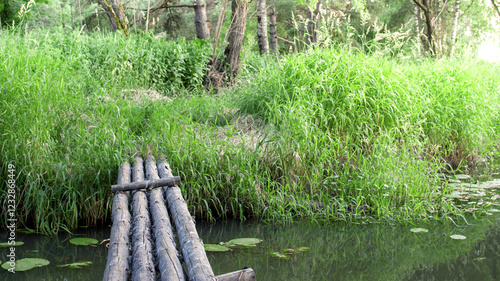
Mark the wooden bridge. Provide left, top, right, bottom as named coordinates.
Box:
left=103, top=155, right=256, bottom=281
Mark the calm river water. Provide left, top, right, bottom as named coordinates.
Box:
left=1, top=169, right=499, bottom=280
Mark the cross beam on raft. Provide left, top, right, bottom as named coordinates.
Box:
left=110, top=176, right=181, bottom=192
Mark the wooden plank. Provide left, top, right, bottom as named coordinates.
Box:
left=103, top=161, right=132, bottom=281
left=145, top=155, right=186, bottom=281
left=215, top=268, right=256, bottom=281
left=131, top=156, right=156, bottom=281
left=157, top=158, right=217, bottom=281
left=111, top=176, right=181, bottom=193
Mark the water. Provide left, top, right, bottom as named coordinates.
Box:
left=1, top=166, right=499, bottom=280
left=0, top=228, right=109, bottom=280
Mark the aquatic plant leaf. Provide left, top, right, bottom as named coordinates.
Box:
left=204, top=244, right=230, bottom=252
left=450, top=234, right=467, bottom=240
left=281, top=246, right=310, bottom=254
left=0, top=241, right=24, bottom=247
left=57, top=261, right=93, bottom=269
left=268, top=251, right=291, bottom=260
left=227, top=238, right=262, bottom=246
left=69, top=237, right=99, bottom=246
left=17, top=228, right=37, bottom=234
left=2, top=260, right=36, bottom=272
left=25, top=258, right=50, bottom=267
left=410, top=228, right=428, bottom=233
left=294, top=247, right=310, bottom=253
left=1, top=258, right=50, bottom=272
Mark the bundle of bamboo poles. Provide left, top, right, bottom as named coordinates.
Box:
left=103, top=155, right=255, bottom=281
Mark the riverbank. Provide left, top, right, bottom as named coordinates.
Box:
left=1, top=29, right=499, bottom=234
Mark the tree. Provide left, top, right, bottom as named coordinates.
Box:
left=194, top=0, right=210, bottom=39
left=96, top=0, right=129, bottom=36
left=256, top=0, right=269, bottom=55
left=413, top=0, right=437, bottom=56
left=268, top=4, right=279, bottom=54
left=215, top=0, right=247, bottom=81
left=449, top=0, right=460, bottom=56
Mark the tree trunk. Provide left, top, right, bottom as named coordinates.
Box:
left=96, top=0, right=129, bottom=36
left=413, top=0, right=436, bottom=56
left=97, top=0, right=119, bottom=30
left=256, top=0, right=269, bottom=55
left=194, top=0, right=210, bottom=39
left=491, top=0, right=500, bottom=18
left=449, top=0, right=460, bottom=56
left=414, top=3, right=421, bottom=56
left=268, top=4, right=278, bottom=55
left=223, top=0, right=248, bottom=80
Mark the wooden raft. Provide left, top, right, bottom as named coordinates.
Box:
left=103, top=155, right=256, bottom=281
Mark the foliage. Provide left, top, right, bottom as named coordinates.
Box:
left=0, top=27, right=499, bottom=234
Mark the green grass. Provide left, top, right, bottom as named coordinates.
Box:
left=1, top=28, right=499, bottom=234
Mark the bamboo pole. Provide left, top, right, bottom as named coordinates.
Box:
left=215, top=268, right=256, bottom=281
left=131, top=156, right=155, bottom=281
left=111, top=176, right=181, bottom=192
left=145, top=155, right=186, bottom=281
left=157, top=158, right=216, bottom=281
left=103, top=161, right=132, bottom=281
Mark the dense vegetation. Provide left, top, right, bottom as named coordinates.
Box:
left=1, top=26, right=499, bottom=234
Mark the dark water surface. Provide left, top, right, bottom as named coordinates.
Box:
left=1, top=167, right=499, bottom=280
left=1, top=215, right=499, bottom=281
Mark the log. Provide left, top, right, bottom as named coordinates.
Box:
left=131, top=156, right=156, bottom=281
left=103, top=161, right=132, bottom=281
left=111, top=176, right=181, bottom=192
left=157, top=158, right=216, bottom=281
left=215, top=268, right=256, bottom=281
left=145, top=155, right=186, bottom=281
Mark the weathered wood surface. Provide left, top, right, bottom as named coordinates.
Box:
left=103, top=161, right=132, bottom=281
left=111, top=176, right=181, bottom=193
left=268, top=4, right=278, bottom=54
left=131, top=156, right=155, bottom=281
left=157, top=158, right=216, bottom=281
left=215, top=268, right=256, bottom=281
left=145, top=155, right=186, bottom=281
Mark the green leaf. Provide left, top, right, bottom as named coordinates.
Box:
left=69, top=237, right=99, bottom=246
left=1, top=258, right=50, bottom=272
left=450, top=234, right=467, bottom=240
left=0, top=241, right=24, bottom=247
left=410, top=228, right=428, bottom=233
left=57, top=261, right=92, bottom=269
left=204, top=244, right=231, bottom=252
left=227, top=238, right=262, bottom=246
left=268, top=251, right=291, bottom=260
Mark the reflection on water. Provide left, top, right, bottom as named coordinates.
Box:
left=0, top=216, right=499, bottom=280
left=1, top=162, right=499, bottom=280
left=0, top=228, right=109, bottom=281
left=198, top=215, right=500, bottom=281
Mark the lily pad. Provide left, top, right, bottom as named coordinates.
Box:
left=227, top=238, right=262, bottom=246
left=204, top=244, right=230, bottom=252
left=1, top=258, right=50, bottom=272
left=450, top=234, right=467, bottom=240
left=57, top=261, right=92, bottom=269
left=0, top=241, right=24, bottom=248
left=268, top=251, right=291, bottom=260
left=410, top=228, right=429, bottom=233
left=281, top=247, right=310, bottom=254
left=69, top=238, right=99, bottom=246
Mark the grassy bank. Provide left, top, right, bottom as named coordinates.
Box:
left=1, top=29, right=499, bottom=234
